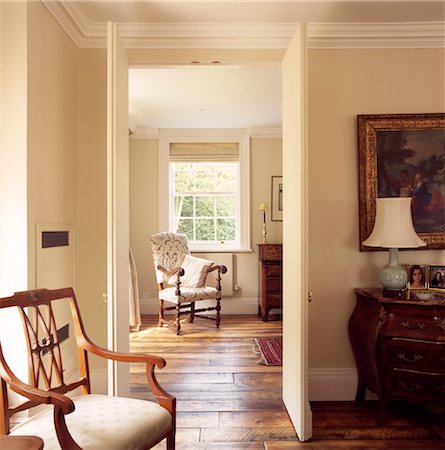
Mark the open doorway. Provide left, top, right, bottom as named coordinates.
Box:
left=128, top=64, right=283, bottom=321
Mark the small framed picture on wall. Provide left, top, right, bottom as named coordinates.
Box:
left=429, top=265, right=445, bottom=290
left=271, top=176, right=283, bottom=221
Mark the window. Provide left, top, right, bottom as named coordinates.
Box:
left=159, top=130, right=250, bottom=252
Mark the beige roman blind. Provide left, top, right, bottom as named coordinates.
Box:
left=170, top=142, right=239, bottom=162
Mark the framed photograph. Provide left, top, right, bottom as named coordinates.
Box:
left=429, top=265, right=445, bottom=290
left=407, top=264, right=428, bottom=290
left=271, top=176, right=283, bottom=221
left=358, top=113, right=445, bottom=251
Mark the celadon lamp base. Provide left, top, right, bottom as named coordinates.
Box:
left=379, top=248, right=407, bottom=290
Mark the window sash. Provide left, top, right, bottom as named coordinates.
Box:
left=171, top=162, right=239, bottom=244
left=159, top=129, right=251, bottom=252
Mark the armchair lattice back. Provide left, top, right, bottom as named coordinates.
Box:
left=150, top=232, right=227, bottom=335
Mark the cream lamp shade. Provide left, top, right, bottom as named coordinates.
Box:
left=363, top=197, right=426, bottom=248
left=363, top=197, right=426, bottom=291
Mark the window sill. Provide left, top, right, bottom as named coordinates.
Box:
left=191, top=247, right=253, bottom=254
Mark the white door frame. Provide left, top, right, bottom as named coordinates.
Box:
left=107, top=22, right=311, bottom=439
left=106, top=21, right=130, bottom=397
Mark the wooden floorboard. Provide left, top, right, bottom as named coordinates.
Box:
left=129, top=315, right=444, bottom=449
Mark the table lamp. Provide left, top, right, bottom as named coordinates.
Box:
left=362, top=197, right=426, bottom=291
left=259, top=202, right=269, bottom=244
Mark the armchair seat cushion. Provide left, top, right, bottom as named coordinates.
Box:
left=10, top=394, right=172, bottom=450
left=159, top=286, right=219, bottom=304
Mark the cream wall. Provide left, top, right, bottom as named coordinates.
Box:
left=308, top=48, right=445, bottom=380
left=27, top=2, right=77, bottom=290
left=129, top=136, right=283, bottom=312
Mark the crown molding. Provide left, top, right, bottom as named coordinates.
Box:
left=308, top=22, right=445, bottom=48
left=43, top=1, right=444, bottom=49
left=130, top=127, right=282, bottom=140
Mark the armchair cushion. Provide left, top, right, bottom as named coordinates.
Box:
left=168, top=254, right=213, bottom=288
left=159, top=286, right=219, bottom=304
left=10, top=394, right=172, bottom=450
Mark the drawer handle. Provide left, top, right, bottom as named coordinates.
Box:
left=399, top=320, right=427, bottom=330
left=396, top=352, right=423, bottom=363
left=438, top=320, right=445, bottom=331
left=397, top=382, right=424, bottom=392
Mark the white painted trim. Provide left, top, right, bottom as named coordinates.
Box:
left=308, top=368, right=378, bottom=402
left=250, top=126, right=282, bottom=139
left=130, top=128, right=160, bottom=140
left=307, top=22, right=445, bottom=49
left=40, top=2, right=445, bottom=50
left=158, top=128, right=251, bottom=251
left=139, top=296, right=259, bottom=315
left=132, top=127, right=282, bottom=140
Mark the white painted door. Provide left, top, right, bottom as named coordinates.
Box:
left=106, top=22, right=130, bottom=396
left=282, top=24, right=312, bottom=441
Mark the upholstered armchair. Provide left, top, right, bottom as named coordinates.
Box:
left=149, top=232, right=227, bottom=335
left=0, top=288, right=175, bottom=449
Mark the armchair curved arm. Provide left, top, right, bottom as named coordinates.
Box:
left=156, top=265, right=185, bottom=278
left=75, top=338, right=175, bottom=415
left=209, top=264, right=228, bottom=274
left=79, top=340, right=167, bottom=369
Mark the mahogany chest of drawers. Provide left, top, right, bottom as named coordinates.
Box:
left=349, top=288, right=445, bottom=423
left=257, top=244, right=282, bottom=321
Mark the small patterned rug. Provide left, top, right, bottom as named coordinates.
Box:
left=253, top=336, right=282, bottom=366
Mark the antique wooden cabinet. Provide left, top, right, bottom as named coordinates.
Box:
left=349, top=288, right=445, bottom=423
left=257, top=244, right=282, bottom=321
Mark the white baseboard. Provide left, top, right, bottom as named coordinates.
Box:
left=308, top=368, right=377, bottom=401
left=140, top=296, right=260, bottom=315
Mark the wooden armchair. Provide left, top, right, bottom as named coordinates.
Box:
left=149, top=232, right=227, bottom=335
left=0, top=288, right=175, bottom=449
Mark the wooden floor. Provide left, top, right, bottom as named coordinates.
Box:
left=129, top=315, right=445, bottom=450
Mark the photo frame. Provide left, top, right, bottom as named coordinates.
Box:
left=271, top=176, right=283, bottom=221
left=357, top=113, right=445, bottom=251
left=407, top=264, right=428, bottom=290
left=429, top=265, right=445, bottom=290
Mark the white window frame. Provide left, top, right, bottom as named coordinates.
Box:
left=159, top=129, right=250, bottom=252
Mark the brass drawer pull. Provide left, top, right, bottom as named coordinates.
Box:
left=396, top=352, right=423, bottom=363
left=399, top=320, right=427, bottom=330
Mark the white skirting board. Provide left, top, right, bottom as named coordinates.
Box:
left=308, top=368, right=369, bottom=401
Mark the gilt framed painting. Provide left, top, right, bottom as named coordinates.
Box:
left=358, top=113, right=445, bottom=251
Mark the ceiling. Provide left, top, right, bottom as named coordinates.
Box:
left=43, top=1, right=445, bottom=132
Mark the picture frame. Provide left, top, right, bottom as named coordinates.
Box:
left=357, top=113, right=445, bottom=251
left=429, top=265, right=445, bottom=290
left=407, top=264, right=428, bottom=290
left=271, top=176, right=283, bottom=221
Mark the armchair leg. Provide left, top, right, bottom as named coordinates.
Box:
left=189, top=302, right=195, bottom=323
left=158, top=299, right=165, bottom=327
left=175, top=304, right=181, bottom=335
left=216, top=299, right=221, bottom=328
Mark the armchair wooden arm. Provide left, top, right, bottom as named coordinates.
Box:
left=69, top=300, right=176, bottom=415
